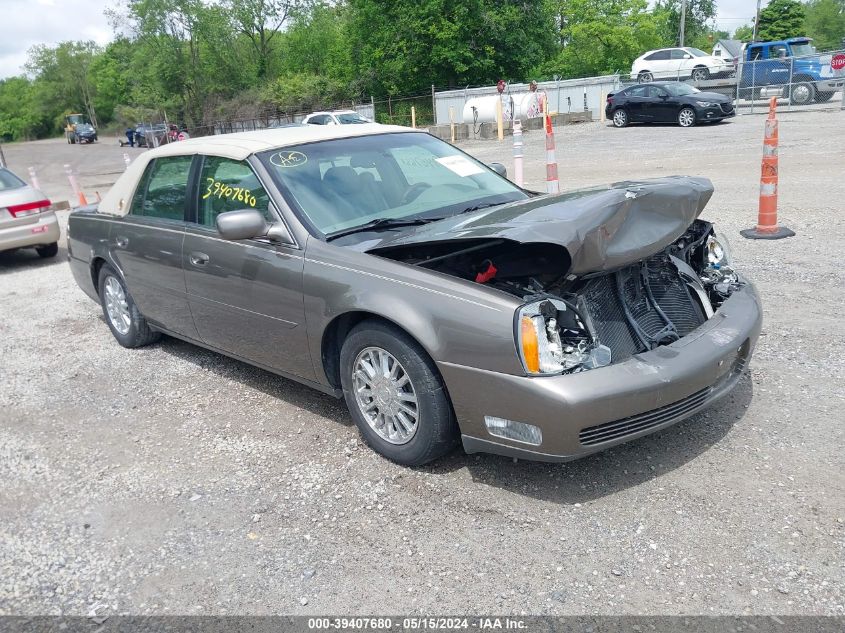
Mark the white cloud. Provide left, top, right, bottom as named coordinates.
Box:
left=0, top=0, right=115, bottom=79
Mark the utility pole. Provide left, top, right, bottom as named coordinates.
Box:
left=679, top=0, right=687, bottom=47
left=752, top=0, right=762, bottom=41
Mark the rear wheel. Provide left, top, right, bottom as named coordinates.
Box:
left=339, top=320, right=458, bottom=465
left=36, top=242, right=58, bottom=258
left=97, top=264, right=161, bottom=348
left=678, top=107, right=697, bottom=127
left=637, top=71, right=654, bottom=84
left=691, top=67, right=709, bottom=82
left=612, top=109, right=629, bottom=128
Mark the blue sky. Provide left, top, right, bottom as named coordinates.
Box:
left=0, top=0, right=761, bottom=80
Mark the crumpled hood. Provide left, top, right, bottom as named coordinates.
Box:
left=368, top=176, right=714, bottom=275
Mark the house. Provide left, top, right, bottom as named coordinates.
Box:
left=712, top=39, right=743, bottom=64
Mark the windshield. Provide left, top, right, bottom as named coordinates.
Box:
left=259, top=132, right=528, bottom=237
left=790, top=42, right=814, bottom=56
left=336, top=112, right=369, bottom=124
left=687, top=48, right=709, bottom=57
left=662, top=83, right=701, bottom=96
left=0, top=168, right=27, bottom=191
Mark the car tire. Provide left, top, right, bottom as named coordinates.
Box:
left=339, top=319, right=459, bottom=466
left=691, top=67, right=709, bottom=82
left=36, top=242, right=58, bottom=258
left=97, top=264, right=161, bottom=349
left=789, top=81, right=815, bottom=105
left=612, top=109, right=629, bottom=128
left=678, top=107, right=697, bottom=127
left=637, top=71, right=653, bottom=84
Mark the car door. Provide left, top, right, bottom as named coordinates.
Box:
left=109, top=155, right=198, bottom=338
left=182, top=155, right=313, bottom=379
left=649, top=85, right=678, bottom=121
left=765, top=44, right=791, bottom=87
left=644, top=50, right=672, bottom=78
left=670, top=49, right=691, bottom=78
left=622, top=85, right=650, bottom=120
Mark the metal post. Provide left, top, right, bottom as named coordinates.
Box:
left=750, top=61, right=756, bottom=115
left=0, top=143, right=6, bottom=168
left=496, top=98, right=504, bottom=141
left=787, top=56, right=794, bottom=112
left=449, top=107, right=455, bottom=143
left=752, top=0, right=762, bottom=41
left=411, top=106, right=416, bottom=129
left=431, top=85, right=436, bottom=124
left=512, top=119, right=524, bottom=188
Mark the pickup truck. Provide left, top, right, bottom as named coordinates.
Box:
left=738, top=37, right=844, bottom=104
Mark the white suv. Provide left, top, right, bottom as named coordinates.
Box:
left=302, top=110, right=372, bottom=125
left=631, top=47, right=733, bottom=83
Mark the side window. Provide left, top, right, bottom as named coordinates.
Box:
left=626, top=85, right=647, bottom=97
left=645, top=86, right=664, bottom=98
left=130, top=156, right=192, bottom=221
left=646, top=50, right=669, bottom=61
left=749, top=47, right=764, bottom=61
left=671, top=49, right=688, bottom=60
left=197, top=157, right=274, bottom=227
left=769, top=44, right=788, bottom=59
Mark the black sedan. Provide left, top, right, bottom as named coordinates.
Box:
left=606, top=82, right=735, bottom=128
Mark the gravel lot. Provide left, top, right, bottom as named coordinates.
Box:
left=1, top=111, right=843, bottom=617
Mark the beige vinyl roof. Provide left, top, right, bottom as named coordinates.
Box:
left=98, top=123, right=413, bottom=216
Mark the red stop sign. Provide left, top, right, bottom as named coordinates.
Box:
left=832, top=53, right=845, bottom=71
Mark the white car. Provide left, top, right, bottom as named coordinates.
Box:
left=0, top=166, right=59, bottom=258
left=302, top=110, right=372, bottom=125
left=631, top=47, right=733, bottom=83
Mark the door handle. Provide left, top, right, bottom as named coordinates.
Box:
left=189, top=252, right=209, bottom=266
left=115, top=236, right=128, bottom=248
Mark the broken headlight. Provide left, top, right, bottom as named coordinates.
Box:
left=705, top=232, right=732, bottom=268
left=517, top=299, right=611, bottom=376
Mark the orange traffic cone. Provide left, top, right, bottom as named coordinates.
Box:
left=543, top=98, right=560, bottom=194
left=741, top=97, right=794, bottom=240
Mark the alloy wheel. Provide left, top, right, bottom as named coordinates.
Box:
left=104, top=276, right=131, bottom=335
left=691, top=68, right=709, bottom=82
left=352, top=347, right=419, bottom=445
left=613, top=110, right=628, bottom=127
left=638, top=72, right=653, bottom=84
left=791, top=84, right=811, bottom=105
left=678, top=108, right=696, bottom=127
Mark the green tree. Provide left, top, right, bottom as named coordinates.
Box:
left=804, top=0, right=845, bottom=50
left=756, top=0, right=805, bottom=41
left=653, top=0, right=716, bottom=46
left=733, top=24, right=754, bottom=41
left=0, top=77, right=48, bottom=140
left=347, top=0, right=556, bottom=94
left=537, top=0, right=668, bottom=78
left=225, top=0, right=308, bottom=79
left=26, top=41, right=102, bottom=127
left=89, top=39, right=133, bottom=124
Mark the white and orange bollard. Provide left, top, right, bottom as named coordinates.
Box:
left=64, top=163, right=88, bottom=207
left=741, top=97, right=794, bottom=240
left=512, top=119, right=524, bottom=188
left=544, top=105, right=560, bottom=194
left=28, top=166, right=41, bottom=190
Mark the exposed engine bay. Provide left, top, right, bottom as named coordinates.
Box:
left=374, top=219, right=742, bottom=375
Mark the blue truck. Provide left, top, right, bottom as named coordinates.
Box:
left=737, top=37, right=844, bottom=104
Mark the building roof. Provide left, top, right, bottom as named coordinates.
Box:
left=98, top=124, right=412, bottom=216
left=715, top=39, right=743, bottom=58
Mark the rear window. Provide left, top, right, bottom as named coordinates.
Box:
left=0, top=168, right=27, bottom=192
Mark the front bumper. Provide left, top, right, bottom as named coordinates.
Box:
left=695, top=103, right=736, bottom=121
left=0, top=212, right=61, bottom=252
left=817, top=79, right=844, bottom=92
left=440, top=282, right=762, bottom=462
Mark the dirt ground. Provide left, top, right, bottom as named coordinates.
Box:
left=1, top=111, right=843, bottom=617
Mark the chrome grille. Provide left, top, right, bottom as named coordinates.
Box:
left=579, top=387, right=713, bottom=446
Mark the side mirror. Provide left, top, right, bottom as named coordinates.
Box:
left=489, top=162, right=508, bottom=178
left=216, top=208, right=293, bottom=245
left=684, top=54, right=692, bottom=59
